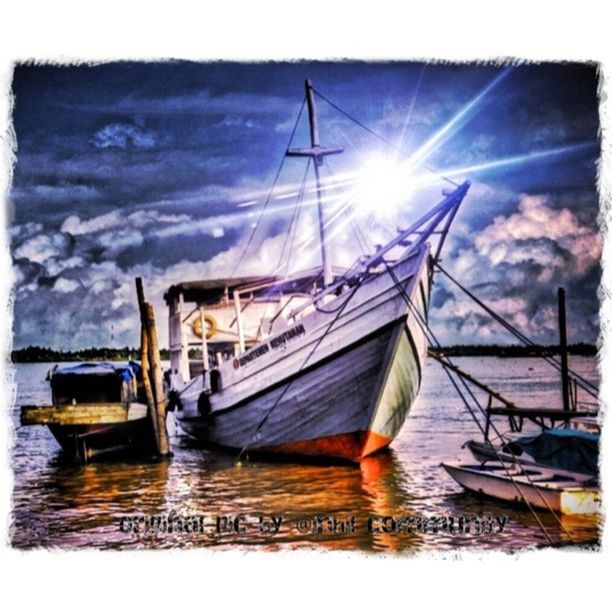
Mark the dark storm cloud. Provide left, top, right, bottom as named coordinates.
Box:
left=7, top=61, right=602, bottom=349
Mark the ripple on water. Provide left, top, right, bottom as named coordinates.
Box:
left=10, top=358, right=602, bottom=552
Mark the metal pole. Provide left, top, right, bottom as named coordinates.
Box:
left=558, top=287, right=571, bottom=412
left=305, top=79, right=333, bottom=287
left=234, top=290, right=246, bottom=353
left=199, top=305, right=209, bottom=371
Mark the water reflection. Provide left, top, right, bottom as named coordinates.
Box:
left=10, top=358, right=602, bottom=552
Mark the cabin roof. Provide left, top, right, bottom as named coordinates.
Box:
left=163, top=266, right=347, bottom=305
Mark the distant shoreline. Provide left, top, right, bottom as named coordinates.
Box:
left=8, top=343, right=597, bottom=363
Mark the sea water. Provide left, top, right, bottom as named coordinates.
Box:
left=8, top=356, right=601, bottom=552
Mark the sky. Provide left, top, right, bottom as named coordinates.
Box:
left=6, top=61, right=602, bottom=349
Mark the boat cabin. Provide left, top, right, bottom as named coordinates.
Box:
left=163, top=266, right=346, bottom=384
left=49, top=362, right=140, bottom=405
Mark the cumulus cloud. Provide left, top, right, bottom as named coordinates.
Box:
left=10, top=208, right=197, bottom=308
left=9, top=175, right=601, bottom=351
left=474, top=194, right=600, bottom=274
left=12, top=231, right=73, bottom=264
left=53, top=278, right=80, bottom=293
left=90, top=122, right=158, bottom=149
left=431, top=193, right=601, bottom=344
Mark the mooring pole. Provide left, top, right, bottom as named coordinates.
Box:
left=558, top=287, right=571, bottom=412
left=140, top=324, right=159, bottom=444
left=145, top=302, right=171, bottom=456
left=135, top=277, right=171, bottom=457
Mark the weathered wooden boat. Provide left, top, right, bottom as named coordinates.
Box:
left=20, top=362, right=155, bottom=462
left=442, top=462, right=600, bottom=515
left=166, top=80, right=471, bottom=462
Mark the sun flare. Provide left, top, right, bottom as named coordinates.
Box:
left=351, top=156, right=413, bottom=215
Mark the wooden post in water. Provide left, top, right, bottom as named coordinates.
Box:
left=136, top=277, right=171, bottom=457
left=558, top=287, right=571, bottom=412
left=140, top=324, right=159, bottom=443
left=146, top=302, right=170, bottom=456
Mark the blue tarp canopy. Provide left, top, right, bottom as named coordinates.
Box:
left=510, top=429, right=599, bottom=476
left=54, top=362, right=140, bottom=383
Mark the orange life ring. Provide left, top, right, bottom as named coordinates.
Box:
left=192, top=314, right=217, bottom=340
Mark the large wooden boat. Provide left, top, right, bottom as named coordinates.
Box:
left=166, top=80, right=470, bottom=462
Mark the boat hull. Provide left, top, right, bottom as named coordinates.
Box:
left=442, top=463, right=601, bottom=515
left=48, top=418, right=155, bottom=462
left=176, top=246, right=430, bottom=462
left=180, top=319, right=422, bottom=461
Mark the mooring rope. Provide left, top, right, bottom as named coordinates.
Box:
left=235, top=277, right=363, bottom=462
left=435, top=263, right=599, bottom=397
left=383, top=260, right=575, bottom=545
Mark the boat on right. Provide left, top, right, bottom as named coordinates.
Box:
left=436, top=284, right=600, bottom=516
left=465, top=428, right=599, bottom=481
left=441, top=461, right=600, bottom=515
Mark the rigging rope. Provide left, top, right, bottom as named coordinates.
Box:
left=383, top=260, right=574, bottom=545
left=313, top=88, right=459, bottom=188
left=275, top=158, right=311, bottom=277
left=236, top=277, right=362, bottom=461
left=230, top=97, right=307, bottom=278
left=435, top=263, right=599, bottom=397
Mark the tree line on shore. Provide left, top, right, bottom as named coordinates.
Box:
left=9, top=343, right=597, bottom=363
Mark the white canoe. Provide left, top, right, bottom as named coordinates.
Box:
left=442, top=462, right=600, bottom=515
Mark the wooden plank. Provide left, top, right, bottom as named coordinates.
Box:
left=20, top=402, right=148, bottom=426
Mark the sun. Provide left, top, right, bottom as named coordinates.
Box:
left=350, top=155, right=413, bottom=216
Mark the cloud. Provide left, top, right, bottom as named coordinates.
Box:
left=11, top=183, right=101, bottom=204
left=61, top=209, right=191, bottom=237
left=53, top=278, right=80, bottom=293
left=216, top=116, right=256, bottom=129
left=12, top=231, right=73, bottom=264
left=431, top=193, right=601, bottom=344
left=90, top=122, right=158, bottom=149
left=474, top=194, right=601, bottom=274
left=9, top=188, right=601, bottom=350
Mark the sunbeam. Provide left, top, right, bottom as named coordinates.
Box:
left=407, top=67, right=513, bottom=168
left=442, top=142, right=598, bottom=180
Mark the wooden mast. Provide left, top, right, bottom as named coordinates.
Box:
left=287, top=79, right=343, bottom=287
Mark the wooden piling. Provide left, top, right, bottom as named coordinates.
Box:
left=140, top=324, right=159, bottom=443
left=146, top=302, right=170, bottom=456
left=558, top=287, right=571, bottom=412
left=135, top=277, right=171, bottom=457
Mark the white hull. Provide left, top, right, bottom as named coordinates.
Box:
left=175, top=245, right=431, bottom=461
left=443, top=463, right=600, bottom=515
